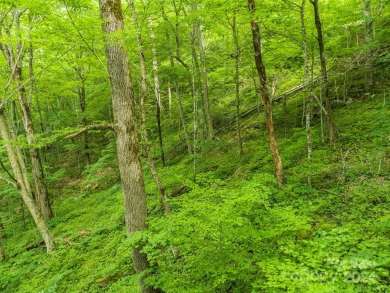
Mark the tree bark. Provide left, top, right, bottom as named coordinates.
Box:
left=0, top=110, right=55, bottom=253
left=76, top=53, right=91, bottom=165
left=310, top=0, right=335, bottom=145
left=306, top=96, right=313, bottom=186
left=362, top=0, right=373, bottom=92
left=232, top=10, right=243, bottom=158
left=149, top=19, right=166, bottom=167
left=300, top=0, right=309, bottom=84
left=248, top=0, right=285, bottom=187
left=0, top=209, right=5, bottom=260
left=0, top=9, right=53, bottom=220
left=163, top=2, right=192, bottom=155
left=129, top=0, right=170, bottom=215
left=191, top=1, right=214, bottom=140
left=98, top=1, right=160, bottom=292
left=198, top=28, right=214, bottom=140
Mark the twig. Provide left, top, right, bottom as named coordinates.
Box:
left=0, top=45, right=76, bottom=110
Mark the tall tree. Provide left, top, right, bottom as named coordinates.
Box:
left=75, top=51, right=91, bottom=165
left=248, top=0, right=285, bottom=187
left=231, top=9, right=243, bottom=158
left=362, top=0, right=373, bottom=91
left=128, top=0, right=170, bottom=215
left=191, top=1, right=214, bottom=140
left=0, top=9, right=53, bottom=220
left=149, top=19, right=166, bottom=167
left=310, top=0, right=335, bottom=145
left=0, top=109, right=55, bottom=252
left=98, top=1, right=161, bottom=292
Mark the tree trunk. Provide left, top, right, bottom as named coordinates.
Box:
left=129, top=0, right=170, bottom=215
left=149, top=19, right=166, bottom=167
left=169, top=3, right=192, bottom=155
left=248, top=0, right=285, bottom=187
left=0, top=10, right=53, bottom=220
left=76, top=62, right=91, bottom=165
left=79, top=83, right=90, bottom=165
left=14, top=58, right=53, bottom=220
left=0, top=110, right=55, bottom=253
left=232, top=10, right=243, bottom=158
left=176, top=85, right=192, bottom=154
left=198, top=29, right=214, bottom=140
left=362, top=0, right=373, bottom=92
left=0, top=210, right=5, bottom=260
left=306, top=96, right=313, bottom=186
left=98, top=1, right=160, bottom=292
left=310, top=0, right=335, bottom=145
left=300, top=0, right=309, bottom=84
left=191, top=1, right=214, bottom=140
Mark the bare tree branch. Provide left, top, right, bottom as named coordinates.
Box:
left=65, top=124, right=116, bottom=140
left=0, top=159, right=16, bottom=183
left=172, top=55, right=190, bottom=69
left=0, top=174, right=18, bottom=189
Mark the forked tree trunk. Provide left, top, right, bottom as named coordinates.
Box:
left=310, top=0, right=335, bottom=145
left=248, top=0, right=285, bottom=187
left=0, top=110, right=55, bottom=253
left=14, top=65, right=53, bottom=220
left=98, top=1, right=161, bottom=292
left=1, top=10, right=53, bottom=220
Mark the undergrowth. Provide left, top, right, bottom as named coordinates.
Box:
left=0, top=92, right=389, bottom=292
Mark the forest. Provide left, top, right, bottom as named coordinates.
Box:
left=0, top=0, right=389, bottom=292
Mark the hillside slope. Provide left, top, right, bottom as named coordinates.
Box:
left=0, top=90, right=389, bottom=292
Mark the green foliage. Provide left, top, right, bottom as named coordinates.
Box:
left=0, top=0, right=389, bottom=292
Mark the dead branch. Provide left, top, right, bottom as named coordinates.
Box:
left=65, top=124, right=115, bottom=140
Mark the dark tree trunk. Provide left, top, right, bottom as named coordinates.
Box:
left=232, top=10, right=243, bottom=158
left=248, top=0, right=285, bottom=187
left=76, top=62, right=91, bottom=165
left=362, top=0, right=373, bottom=92
left=310, top=0, right=335, bottom=145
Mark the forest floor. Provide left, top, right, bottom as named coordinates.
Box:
left=0, top=90, right=389, bottom=292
